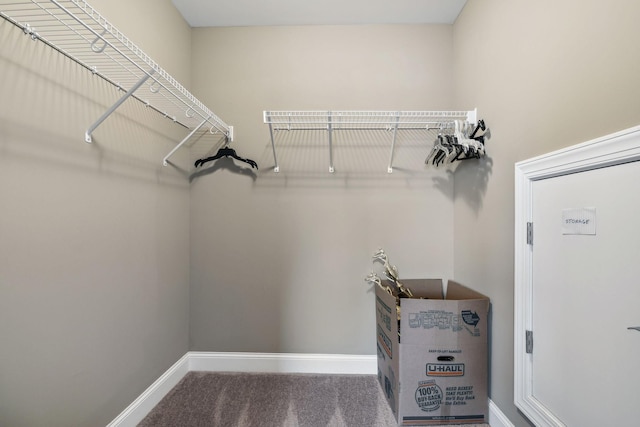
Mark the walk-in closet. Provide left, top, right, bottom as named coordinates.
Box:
left=1, top=1, right=639, bottom=426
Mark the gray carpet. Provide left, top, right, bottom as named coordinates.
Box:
left=138, top=371, right=490, bottom=426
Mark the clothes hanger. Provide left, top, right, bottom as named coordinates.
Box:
left=447, top=120, right=469, bottom=163
left=460, top=119, right=487, bottom=160
left=194, top=141, right=258, bottom=169
left=425, top=119, right=489, bottom=166
left=470, top=119, right=486, bottom=140
left=364, top=272, right=393, bottom=296
left=425, top=134, right=443, bottom=165
left=426, top=134, right=452, bottom=166
left=372, top=248, right=414, bottom=298
left=434, top=135, right=455, bottom=166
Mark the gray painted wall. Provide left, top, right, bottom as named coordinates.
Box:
left=452, top=1, right=640, bottom=426
left=4, top=1, right=639, bottom=426
left=0, top=1, right=192, bottom=425
left=188, top=25, right=457, bottom=354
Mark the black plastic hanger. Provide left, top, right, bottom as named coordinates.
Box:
left=194, top=145, right=258, bottom=169
left=425, top=119, right=489, bottom=167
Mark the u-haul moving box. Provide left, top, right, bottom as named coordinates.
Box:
left=375, top=279, right=489, bottom=426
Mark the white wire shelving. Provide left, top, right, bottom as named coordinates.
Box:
left=264, top=110, right=477, bottom=173
left=0, top=0, right=233, bottom=166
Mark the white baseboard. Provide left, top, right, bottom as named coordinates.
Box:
left=187, top=351, right=377, bottom=374
left=108, top=351, right=513, bottom=427
left=106, top=353, right=190, bottom=427
left=489, top=399, right=515, bottom=427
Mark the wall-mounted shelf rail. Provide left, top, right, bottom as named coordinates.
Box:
left=264, top=110, right=477, bottom=173
left=0, top=0, right=232, bottom=165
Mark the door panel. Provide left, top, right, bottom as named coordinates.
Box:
left=531, top=161, right=640, bottom=426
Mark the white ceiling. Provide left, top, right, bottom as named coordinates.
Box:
left=171, top=0, right=468, bottom=27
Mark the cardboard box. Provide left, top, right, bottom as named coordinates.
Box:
left=375, top=279, right=489, bottom=425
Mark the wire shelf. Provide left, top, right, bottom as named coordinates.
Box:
left=264, top=110, right=477, bottom=173
left=264, top=110, right=474, bottom=129
left=0, top=0, right=232, bottom=163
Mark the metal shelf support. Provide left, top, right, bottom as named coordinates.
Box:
left=85, top=69, right=155, bottom=143
left=387, top=113, right=400, bottom=173
left=266, top=115, right=280, bottom=173
left=162, top=116, right=211, bottom=166
left=327, top=113, right=335, bottom=173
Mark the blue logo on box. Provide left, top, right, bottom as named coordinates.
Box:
left=461, top=310, right=480, bottom=326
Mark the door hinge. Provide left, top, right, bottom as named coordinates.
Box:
left=526, top=222, right=533, bottom=245
left=526, top=330, right=533, bottom=354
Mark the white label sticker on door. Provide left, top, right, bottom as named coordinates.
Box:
left=562, top=207, right=596, bottom=235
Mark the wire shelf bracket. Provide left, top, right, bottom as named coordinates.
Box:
left=85, top=69, right=155, bottom=143
left=0, top=0, right=233, bottom=164
left=263, top=109, right=478, bottom=173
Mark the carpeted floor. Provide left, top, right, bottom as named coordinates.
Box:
left=138, top=371, right=490, bottom=427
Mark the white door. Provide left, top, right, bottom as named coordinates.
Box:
left=514, top=125, right=640, bottom=427
left=530, top=161, right=640, bottom=426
